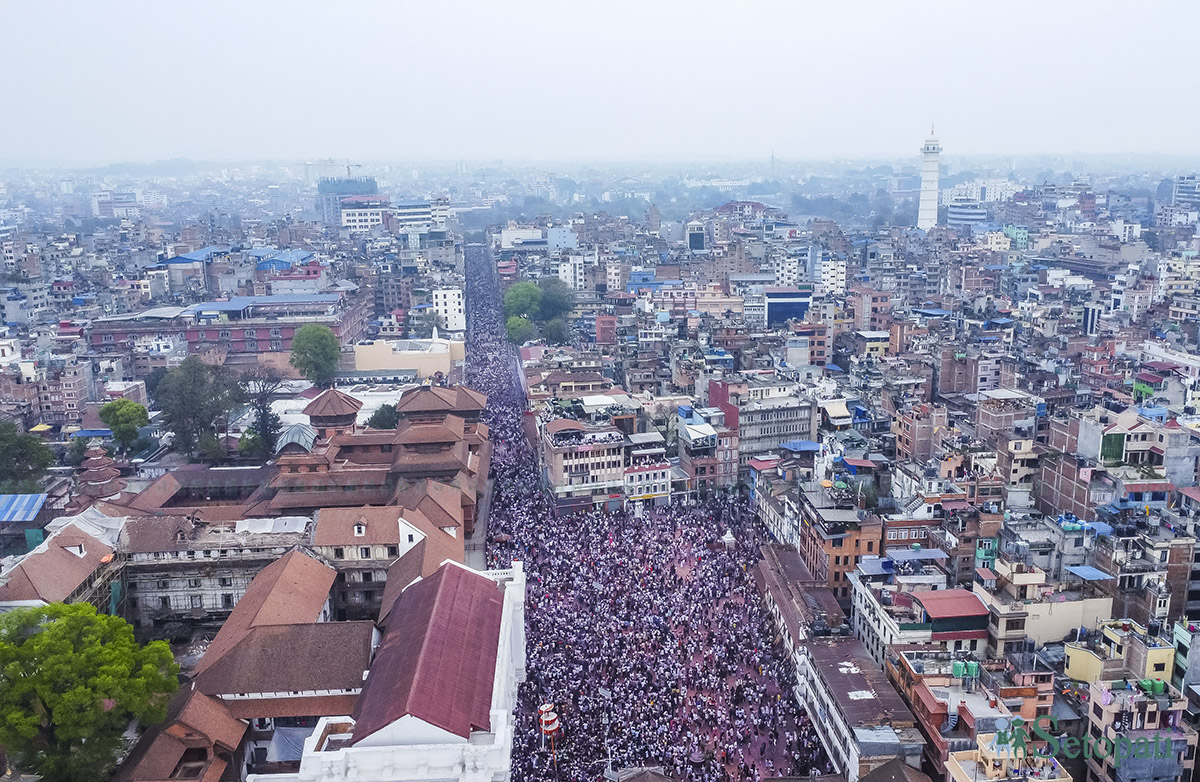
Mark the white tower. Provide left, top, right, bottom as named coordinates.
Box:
left=917, top=128, right=942, bottom=232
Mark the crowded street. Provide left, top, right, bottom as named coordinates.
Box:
left=465, top=245, right=830, bottom=782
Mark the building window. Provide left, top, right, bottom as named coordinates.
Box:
left=359, top=546, right=371, bottom=559
left=188, top=578, right=201, bottom=588
left=387, top=545, right=398, bottom=557
left=354, top=524, right=366, bottom=537
left=190, top=595, right=202, bottom=609
left=334, top=547, right=344, bottom=559
left=222, top=594, right=234, bottom=608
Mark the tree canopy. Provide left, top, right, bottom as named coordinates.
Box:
left=98, top=399, right=149, bottom=452
left=503, top=281, right=542, bottom=320
left=0, top=421, right=54, bottom=493
left=239, top=366, right=284, bottom=461
left=0, top=603, right=179, bottom=782
left=154, top=357, right=241, bottom=456
left=290, top=324, right=341, bottom=387
left=365, top=403, right=399, bottom=430
left=537, top=277, right=574, bottom=322
left=541, top=317, right=570, bottom=344
left=506, top=315, right=536, bottom=344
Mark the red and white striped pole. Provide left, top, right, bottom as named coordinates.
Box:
left=540, top=707, right=561, bottom=771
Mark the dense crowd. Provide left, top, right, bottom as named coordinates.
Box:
left=464, top=246, right=829, bottom=781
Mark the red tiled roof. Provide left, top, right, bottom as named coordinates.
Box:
left=841, top=457, right=876, bottom=468
left=911, top=589, right=987, bottom=619
left=376, top=512, right=468, bottom=625
left=222, top=694, right=359, bottom=720
left=1123, top=482, right=1173, bottom=493
left=194, top=550, right=335, bottom=676
left=394, top=416, right=466, bottom=445
left=394, top=480, right=465, bottom=530
left=352, top=564, right=502, bottom=742
left=303, top=388, right=364, bottom=418
left=394, top=385, right=486, bottom=415
left=314, top=506, right=406, bottom=546
left=195, top=621, right=374, bottom=697
left=0, top=528, right=113, bottom=604
left=115, top=688, right=245, bottom=782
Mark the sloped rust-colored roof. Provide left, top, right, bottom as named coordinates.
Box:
left=196, top=621, right=374, bottom=696
left=353, top=564, right=502, bottom=741
left=0, top=528, right=113, bottom=604
left=394, top=385, right=487, bottom=415
left=193, top=549, right=335, bottom=676
left=303, top=388, right=364, bottom=418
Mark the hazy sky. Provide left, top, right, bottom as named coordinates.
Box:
left=2, top=0, right=1198, bottom=166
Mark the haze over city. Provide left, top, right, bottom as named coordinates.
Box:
left=3, top=0, right=1200, bottom=165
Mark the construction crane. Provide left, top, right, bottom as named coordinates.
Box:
left=345, top=160, right=362, bottom=178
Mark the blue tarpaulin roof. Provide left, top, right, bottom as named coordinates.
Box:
left=70, top=428, right=113, bottom=438
left=1064, top=565, right=1115, bottom=582
left=0, top=494, right=47, bottom=523
left=780, top=440, right=820, bottom=452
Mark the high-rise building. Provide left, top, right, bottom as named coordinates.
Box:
left=316, top=177, right=378, bottom=225
left=1173, top=175, right=1200, bottom=210
left=917, top=130, right=942, bottom=231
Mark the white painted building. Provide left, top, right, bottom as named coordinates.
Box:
left=941, top=178, right=1021, bottom=205
left=341, top=206, right=386, bottom=232
left=773, top=252, right=801, bottom=287
left=820, top=257, right=848, bottom=297
left=558, top=254, right=586, bottom=290
left=248, top=561, right=527, bottom=782
left=432, top=288, right=466, bottom=332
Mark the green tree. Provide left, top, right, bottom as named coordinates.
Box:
left=290, top=324, right=341, bottom=387
left=366, top=403, right=400, bottom=430
left=197, top=431, right=227, bottom=464
left=503, top=281, right=542, bottom=320
left=0, top=603, right=179, bottom=782
left=541, top=317, right=570, bottom=344
left=154, top=357, right=241, bottom=456
left=506, top=315, right=536, bottom=344
left=63, top=437, right=90, bottom=467
left=238, top=432, right=263, bottom=457
left=143, top=366, right=168, bottom=399
left=239, top=366, right=285, bottom=461
left=537, top=277, right=574, bottom=322
left=0, top=421, right=54, bottom=492
left=98, top=399, right=149, bottom=452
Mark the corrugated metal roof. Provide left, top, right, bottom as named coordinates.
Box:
left=1064, top=565, right=1115, bottom=582
left=0, top=494, right=47, bottom=523
left=912, top=589, right=987, bottom=619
